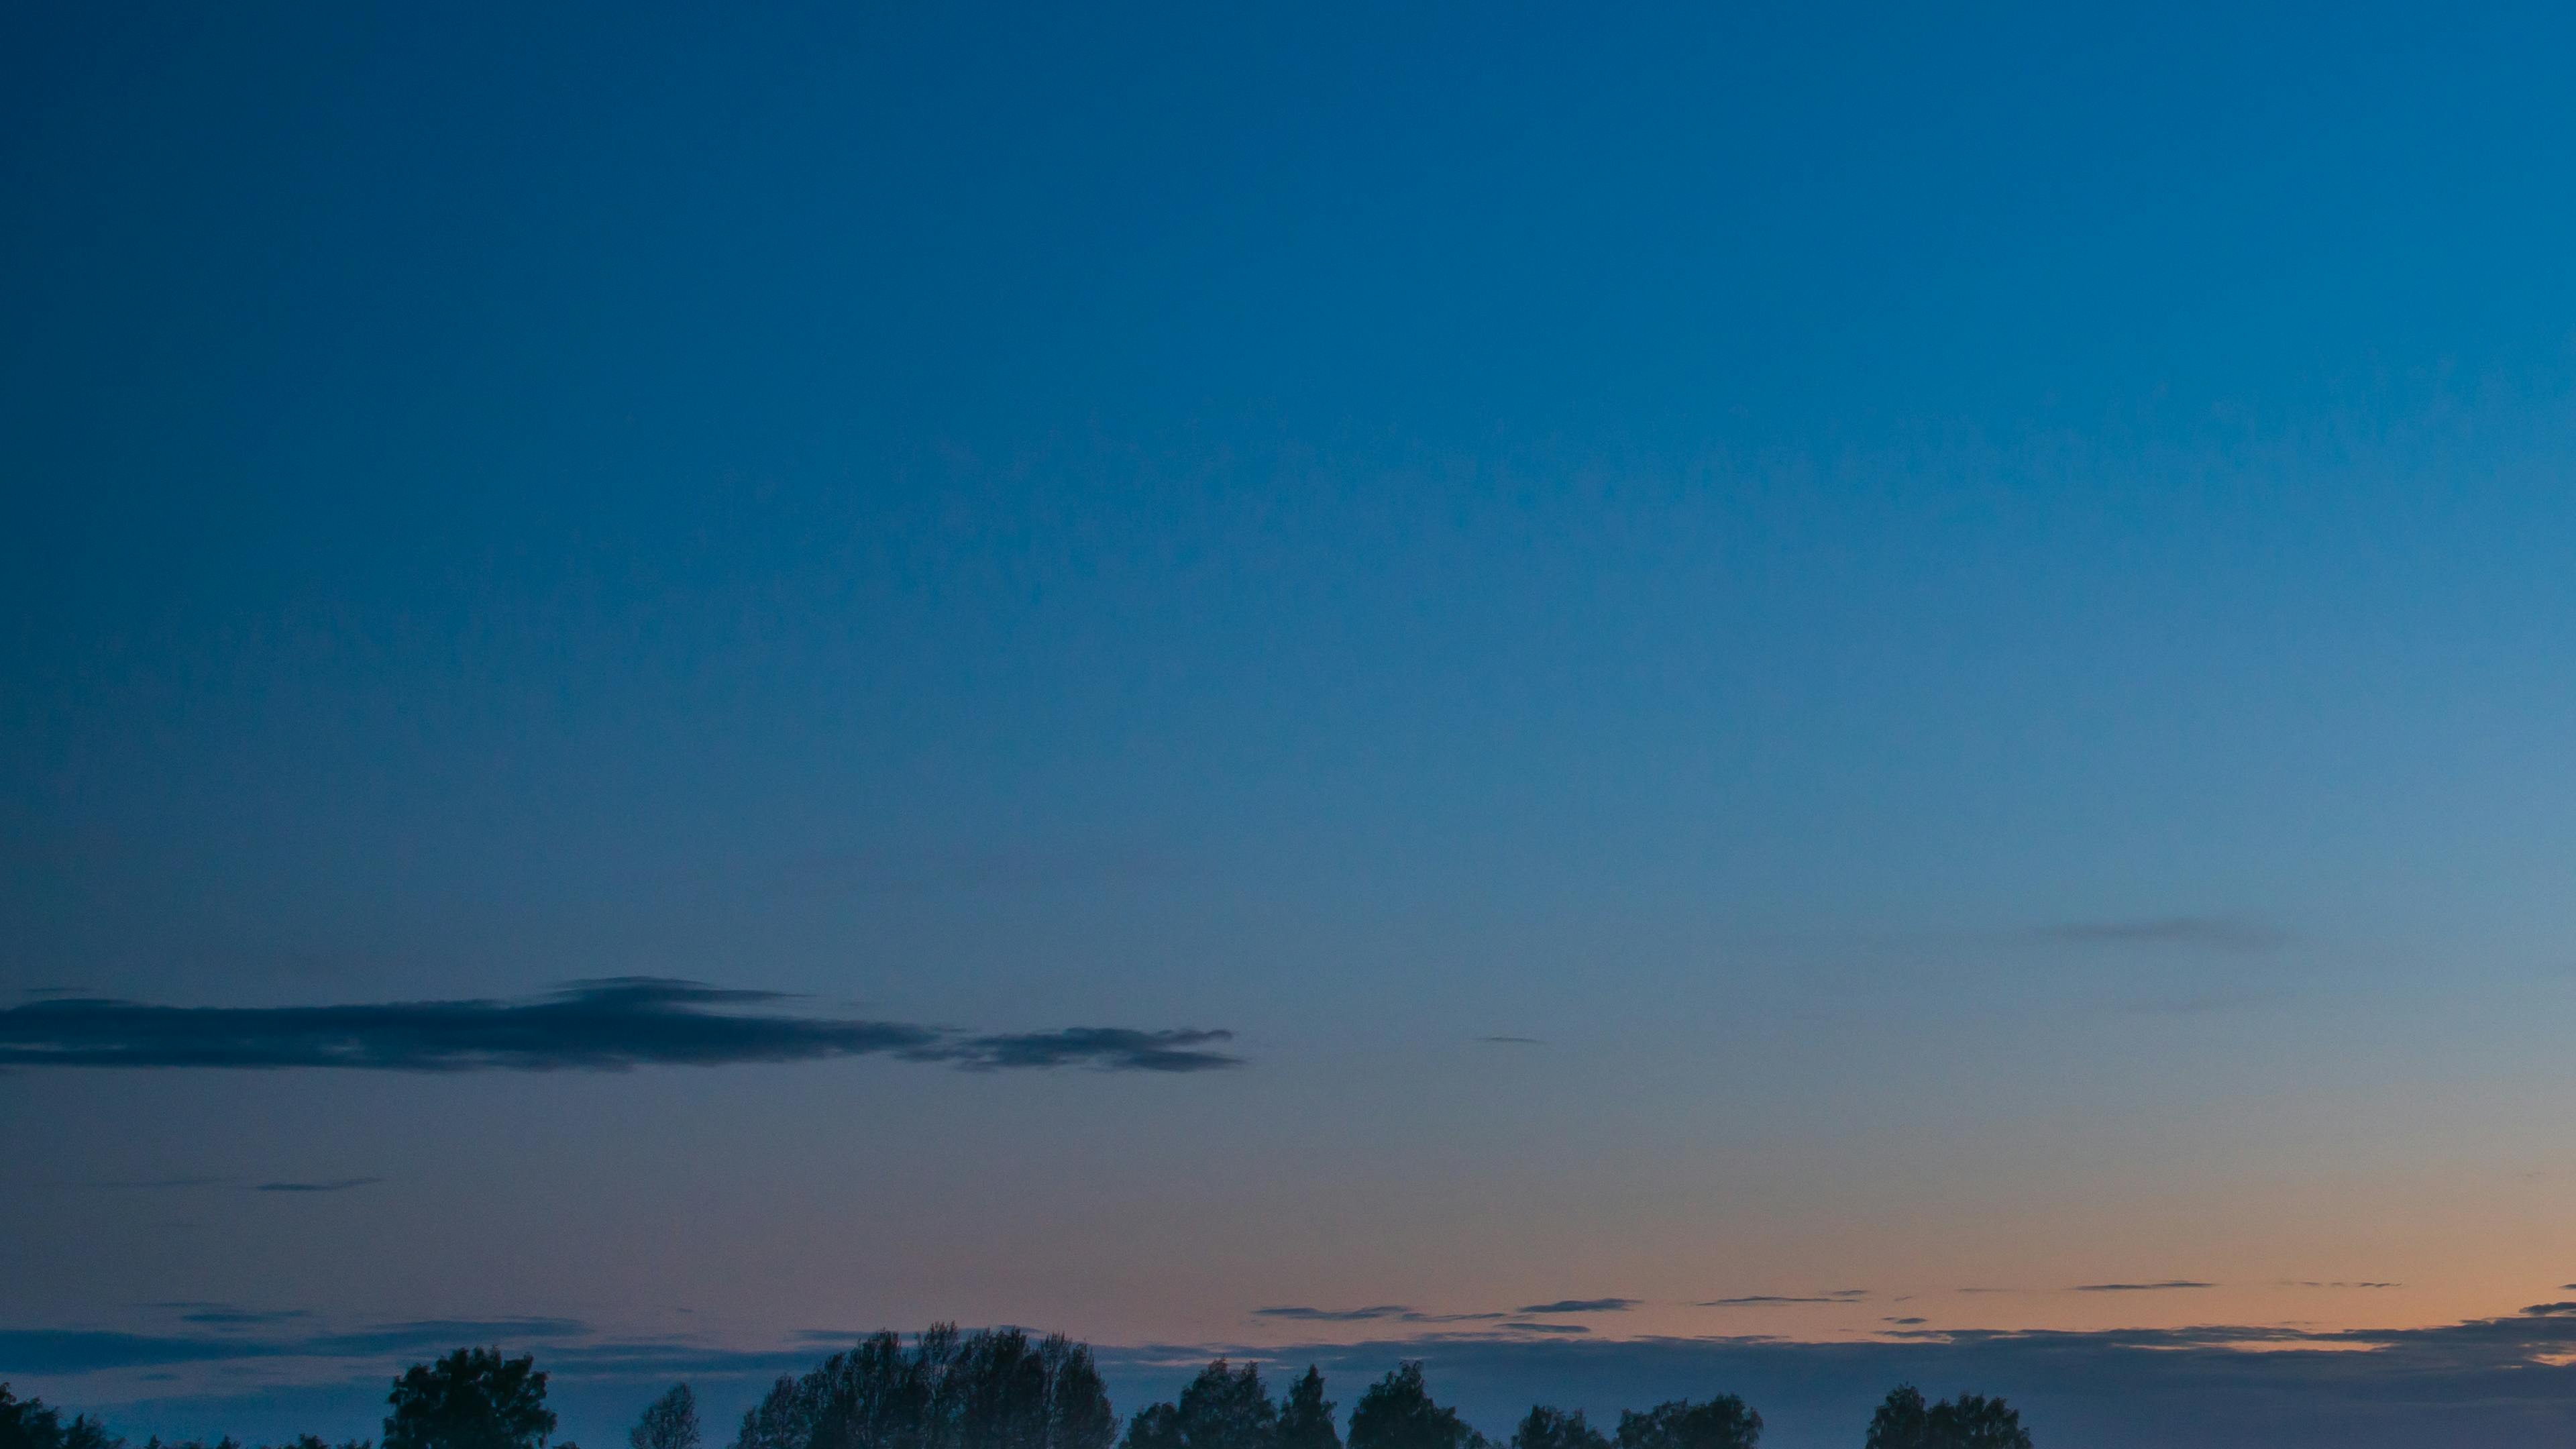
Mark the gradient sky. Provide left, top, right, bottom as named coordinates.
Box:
left=7, top=5, right=2576, bottom=1448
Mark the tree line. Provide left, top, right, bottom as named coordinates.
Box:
left=1, top=1325, right=2031, bottom=1449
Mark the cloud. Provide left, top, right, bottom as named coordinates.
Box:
left=255, top=1178, right=382, bottom=1194
left=1091, top=1302, right=2576, bottom=1449
left=1497, top=1323, right=1590, bottom=1335
left=296, top=1319, right=591, bottom=1358
left=37, top=1305, right=2576, bottom=1449
left=1476, top=1036, right=1545, bottom=1046
left=2038, top=918, right=2288, bottom=951
left=2072, top=1281, right=2214, bottom=1293
left=0, top=979, right=1241, bottom=1075
left=1252, top=1306, right=1413, bottom=1322
left=1515, top=1300, right=1636, bottom=1314
left=1699, top=1291, right=1869, bottom=1306
left=0, top=1318, right=584, bottom=1375
left=949, top=1028, right=1239, bottom=1073
left=1884, top=1317, right=1928, bottom=1326
left=172, top=1308, right=313, bottom=1328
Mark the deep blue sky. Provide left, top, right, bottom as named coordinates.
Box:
left=7, top=5, right=2576, bottom=1448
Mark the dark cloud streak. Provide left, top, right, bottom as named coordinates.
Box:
left=0, top=979, right=1241, bottom=1075
left=1699, top=1290, right=1869, bottom=1306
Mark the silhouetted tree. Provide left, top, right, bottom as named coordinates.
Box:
left=1864, top=1388, right=2029, bottom=1449
left=1611, top=1398, right=1758, bottom=1449
left=1120, top=1407, right=1181, bottom=1449
left=1274, top=1372, right=1335, bottom=1449
left=3, top=1389, right=96, bottom=1449
left=1344, top=1366, right=1482, bottom=1449
left=1864, top=1388, right=1930, bottom=1449
left=737, top=1326, right=1112, bottom=1449
left=1041, top=1336, right=1118, bottom=1449
left=383, top=1350, right=556, bottom=1449
left=1508, top=1409, right=1603, bottom=1449
left=0, top=1385, right=119, bottom=1449
left=633, top=1389, right=700, bottom=1449
left=1119, top=1358, right=1273, bottom=1449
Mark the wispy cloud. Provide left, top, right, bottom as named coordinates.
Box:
left=951, top=1028, right=1240, bottom=1073
left=254, top=1177, right=382, bottom=1194
left=2039, top=918, right=2288, bottom=951
left=1476, top=1036, right=1545, bottom=1046
left=1252, top=1305, right=1413, bottom=1322
left=0, top=1318, right=586, bottom=1375
left=1515, top=1299, right=1636, bottom=1314
left=172, top=1308, right=313, bottom=1328
left=1699, top=1290, right=1869, bottom=1306
left=1497, top=1322, right=1591, bottom=1334
left=0, top=979, right=1241, bottom=1075
left=2072, top=1281, right=2215, bottom=1293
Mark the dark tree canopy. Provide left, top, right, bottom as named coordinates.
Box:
left=1174, top=1362, right=1275, bottom=1449
left=1344, top=1365, right=1482, bottom=1449
left=1273, top=1372, right=1334, bottom=1449
left=1508, top=1408, right=1605, bottom=1449
left=1864, top=1387, right=2031, bottom=1449
left=1611, top=1399, right=1760, bottom=1449
left=383, top=1350, right=557, bottom=1449
left=1, top=1385, right=118, bottom=1449
left=1120, top=1361, right=1278, bottom=1449
left=1119, top=1407, right=1181, bottom=1449
left=632, top=1388, right=700, bottom=1449
left=734, top=1326, right=1114, bottom=1449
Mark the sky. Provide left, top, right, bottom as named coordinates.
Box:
left=6, top=3, right=2576, bottom=1446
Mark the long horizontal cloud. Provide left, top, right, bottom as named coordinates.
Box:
left=1124, top=1302, right=2576, bottom=1449
left=0, top=979, right=1240, bottom=1074
left=0, top=1318, right=587, bottom=1375
left=2072, top=1280, right=2214, bottom=1293
left=1699, top=1290, right=1868, bottom=1306
left=1516, top=1300, right=1635, bottom=1315
left=36, top=1305, right=2576, bottom=1449
left=1252, top=1305, right=1412, bottom=1322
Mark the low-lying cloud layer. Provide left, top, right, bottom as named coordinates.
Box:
left=24, top=1302, right=2576, bottom=1449
left=0, top=979, right=1241, bottom=1074
left=1699, top=1290, right=1869, bottom=1306
left=1251, top=1305, right=1412, bottom=1322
